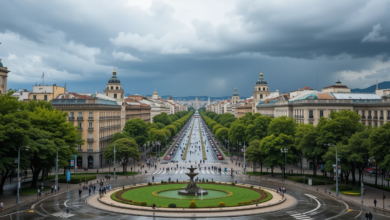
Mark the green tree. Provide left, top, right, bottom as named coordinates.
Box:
left=162, top=128, right=171, bottom=139
left=150, top=129, right=167, bottom=145
left=153, top=112, right=172, bottom=125
left=103, top=138, right=140, bottom=174
left=111, top=132, right=132, bottom=143
left=212, top=124, right=223, bottom=134
left=260, top=134, right=296, bottom=176
left=123, top=118, right=149, bottom=146
left=246, top=140, right=266, bottom=173
left=369, top=123, right=390, bottom=185
left=322, top=143, right=352, bottom=184
left=165, top=125, right=178, bottom=136
left=27, top=102, right=82, bottom=188
left=154, top=122, right=165, bottom=129
left=348, top=128, right=373, bottom=185
left=0, top=91, right=31, bottom=193
left=228, top=121, right=246, bottom=145
left=268, top=116, right=296, bottom=137
left=215, top=127, right=229, bottom=143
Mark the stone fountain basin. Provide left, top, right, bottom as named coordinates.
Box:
left=178, top=189, right=209, bottom=195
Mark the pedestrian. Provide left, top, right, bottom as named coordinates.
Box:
left=374, top=199, right=377, bottom=207
left=79, top=188, right=82, bottom=198
left=368, top=212, right=373, bottom=220
left=89, top=188, right=91, bottom=196
left=37, top=189, right=40, bottom=197
left=97, top=169, right=99, bottom=174
left=325, top=189, right=327, bottom=194
left=51, top=185, right=54, bottom=193
left=0, top=202, right=3, bottom=212
left=152, top=176, right=154, bottom=182
left=365, top=212, right=369, bottom=220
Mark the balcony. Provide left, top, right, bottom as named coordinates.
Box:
left=361, top=116, right=366, bottom=119
left=68, top=117, right=75, bottom=121
left=309, top=115, right=314, bottom=119
left=374, top=116, right=378, bottom=119
left=77, top=117, right=84, bottom=121
left=380, top=116, right=384, bottom=120
left=367, top=116, right=372, bottom=119
left=87, top=138, right=94, bottom=143
left=77, top=127, right=83, bottom=131
left=88, top=127, right=94, bottom=132
left=88, top=117, right=94, bottom=120
left=87, top=149, right=94, bottom=152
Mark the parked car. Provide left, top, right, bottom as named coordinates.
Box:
left=218, top=156, right=223, bottom=160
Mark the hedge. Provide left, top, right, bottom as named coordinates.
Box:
left=58, top=175, right=96, bottom=184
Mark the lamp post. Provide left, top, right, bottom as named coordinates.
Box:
left=280, top=147, right=288, bottom=181
left=227, top=140, right=230, bottom=157
left=55, top=146, right=66, bottom=193
left=243, top=141, right=246, bottom=173
left=114, top=144, right=116, bottom=179
left=327, top=144, right=339, bottom=197
left=17, top=146, right=29, bottom=204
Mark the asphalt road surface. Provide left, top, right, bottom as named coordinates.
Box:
left=1, top=117, right=389, bottom=220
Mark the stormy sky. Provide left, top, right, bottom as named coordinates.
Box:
left=1, top=0, right=390, bottom=97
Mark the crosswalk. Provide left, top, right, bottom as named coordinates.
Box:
left=51, top=212, right=75, bottom=218
left=287, top=211, right=314, bottom=220
left=146, top=169, right=234, bottom=176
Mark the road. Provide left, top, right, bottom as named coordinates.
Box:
left=1, top=115, right=389, bottom=220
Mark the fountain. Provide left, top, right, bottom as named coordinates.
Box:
left=178, top=165, right=208, bottom=195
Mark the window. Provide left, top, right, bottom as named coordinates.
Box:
left=114, top=94, right=117, bottom=98
left=260, top=94, right=263, bottom=99
left=1, top=77, right=4, bottom=85
left=78, top=111, right=82, bottom=117
left=33, top=95, right=37, bottom=100
left=374, top=111, right=377, bottom=117
left=368, top=111, right=371, bottom=116
left=70, top=112, right=74, bottom=117
left=88, top=144, right=93, bottom=150
left=362, top=111, right=365, bottom=116
left=380, top=110, right=383, bottom=117
left=89, top=111, right=93, bottom=118
left=362, top=122, right=365, bottom=126
left=44, top=95, right=47, bottom=101
left=368, top=122, right=372, bottom=126
left=78, top=145, right=82, bottom=150
left=78, top=122, right=82, bottom=128
left=111, top=86, right=113, bottom=89
left=309, top=110, right=314, bottom=118
left=89, top=133, right=93, bottom=138
left=355, top=110, right=359, bottom=115
left=375, top=123, right=378, bottom=127
left=107, top=87, right=109, bottom=90
left=263, top=87, right=265, bottom=91
left=116, top=86, right=118, bottom=90
left=89, top=122, right=93, bottom=128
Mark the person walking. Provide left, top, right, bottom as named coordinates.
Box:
left=37, top=189, right=40, bottom=197
left=365, top=212, right=369, bottom=220
left=89, top=187, right=91, bottom=196
left=51, top=185, right=54, bottom=193
left=0, top=202, right=4, bottom=212
left=78, top=188, right=82, bottom=198
left=374, top=199, right=377, bottom=207
left=368, top=212, right=373, bottom=220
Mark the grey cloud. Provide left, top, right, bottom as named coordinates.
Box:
left=364, top=67, right=390, bottom=79
left=361, top=24, right=389, bottom=43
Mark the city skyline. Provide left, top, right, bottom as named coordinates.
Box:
left=1, top=0, right=390, bottom=97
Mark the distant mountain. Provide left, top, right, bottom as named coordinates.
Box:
left=351, top=81, right=390, bottom=93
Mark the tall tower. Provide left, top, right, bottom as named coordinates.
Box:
left=104, top=69, right=124, bottom=102
left=253, top=72, right=271, bottom=110
left=0, top=58, right=10, bottom=95
left=207, top=96, right=211, bottom=106
left=232, top=87, right=240, bottom=104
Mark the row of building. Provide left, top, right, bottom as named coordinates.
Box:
left=0, top=61, right=188, bottom=169
left=206, top=72, right=390, bottom=127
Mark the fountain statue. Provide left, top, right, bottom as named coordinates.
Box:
left=178, top=165, right=208, bottom=195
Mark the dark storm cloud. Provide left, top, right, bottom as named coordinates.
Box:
left=1, top=0, right=390, bottom=97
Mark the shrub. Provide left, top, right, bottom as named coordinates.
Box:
left=161, top=180, right=164, bottom=184
left=250, top=185, right=254, bottom=188
left=202, top=178, right=205, bottom=182
left=148, top=182, right=152, bottom=185
left=168, top=203, right=177, bottom=208
left=206, top=179, right=208, bottom=182
left=338, top=185, right=353, bottom=191
left=218, top=202, right=225, bottom=207
left=58, top=175, right=96, bottom=184
left=140, top=202, right=147, bottom=206
left=231, top=182, right=235, bottom=186
left=189, top=200, right=197, bottom=208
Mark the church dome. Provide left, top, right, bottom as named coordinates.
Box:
left=108, top=69, right=121, bottom=84
left=256, top=72, right=267, bottom=85
left=153, top=91, right=158, bottom=95
left=0, top=59, right=3, bottom=67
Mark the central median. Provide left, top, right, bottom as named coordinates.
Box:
left=182, top=119, right=195, bottom=160
left=199, top=120, right=207, bottom=160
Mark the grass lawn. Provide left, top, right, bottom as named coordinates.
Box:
left=115, top=183, right=272, bottom=208
left=20, top=186, right=51, bottom=195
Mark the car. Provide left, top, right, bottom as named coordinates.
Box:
left=166, top=156, right=171, bottom=160
left=218, top=156, right=223, bottom=160
left=217, top=153, right=221, bottom=156
left=365, top=167, right=375, bottom=172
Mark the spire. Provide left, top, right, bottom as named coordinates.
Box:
left=113, top=68, right=116, bottom=76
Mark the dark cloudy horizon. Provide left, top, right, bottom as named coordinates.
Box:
left=1, top=0, right=390, bottom=97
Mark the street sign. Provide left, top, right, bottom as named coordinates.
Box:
left=70, top=160, right=74, bottom=167
left=66, top=171, right=71, bottom=181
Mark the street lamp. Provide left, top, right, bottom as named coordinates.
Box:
left=327, top=144, right=339, bottom=197
left=280, top=147, right=288, bottom=181
left=114, top=144, right=117, bottom=179
left=243, top=141, right=246, bottom=173
left=55, top=146, right=66, bottom=193
left=17, top=146, right=29, bottom=204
